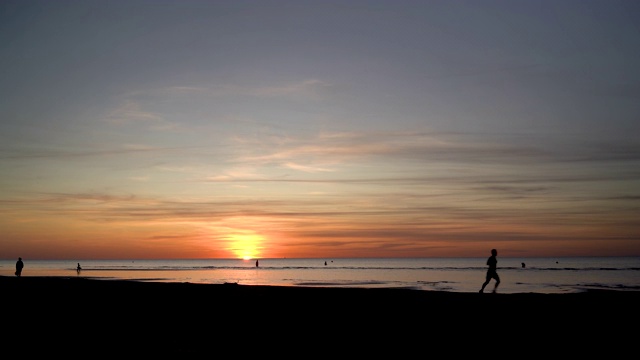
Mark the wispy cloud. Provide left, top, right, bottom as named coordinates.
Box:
left=105, top=100, right=179, bottom=131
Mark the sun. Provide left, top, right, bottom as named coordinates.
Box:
left=227, top=232, right=264, bottom=260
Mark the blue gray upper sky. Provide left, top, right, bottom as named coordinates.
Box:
left=1, top=0, right=639, bottom=259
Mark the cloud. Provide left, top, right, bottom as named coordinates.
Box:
left=105, top=100, right=178, bottom=131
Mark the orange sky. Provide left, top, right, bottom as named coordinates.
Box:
left=2, top=195, right=638, bottom=259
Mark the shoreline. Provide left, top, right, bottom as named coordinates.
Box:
left=3, top=275, right=638, bottom=354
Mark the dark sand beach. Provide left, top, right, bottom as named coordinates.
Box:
left=2, top=276, right=637, bottom=355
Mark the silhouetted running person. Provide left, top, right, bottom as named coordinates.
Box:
left=15, top=257, right=24, bottom=277
left=480, top=249, right=500, bottom=293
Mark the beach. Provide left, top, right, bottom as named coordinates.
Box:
left=2, top=275, right=638, bottom=355
left=3, top=257, right=638, bottom=293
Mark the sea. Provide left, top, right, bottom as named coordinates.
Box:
left=1, top=257, right=639, bottom=294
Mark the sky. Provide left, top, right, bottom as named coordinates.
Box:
left=1, top=0, right=639, bottom=260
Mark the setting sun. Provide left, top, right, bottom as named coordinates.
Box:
left=227, top=232, right=264, bottom=260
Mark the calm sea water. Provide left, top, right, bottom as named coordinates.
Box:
left=1, top=257, right=638, bottom=294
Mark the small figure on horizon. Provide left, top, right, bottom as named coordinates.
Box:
left=521, top=262, right=525, bottom=268
left=324, top=261, right=327, bottom=266
left=256, top=259, right=259, bottom=268
left=479, top=249, right=500, bottom=293
left=77, top=263, right=82, bottom=274
left=15, top=257, right=24, bottom=277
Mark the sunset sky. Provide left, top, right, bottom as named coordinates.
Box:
left=1, top=0, right=639, bottom=260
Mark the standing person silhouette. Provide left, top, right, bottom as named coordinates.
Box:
left=15, top=257, right=24, bottom=277
left=77, top=263, right=82, bottom=274
left=480, top=249, right=500, bottom=293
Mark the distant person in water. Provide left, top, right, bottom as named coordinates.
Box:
left=15, top=257, right=24, bottom=277
left=77, top=263, right=82, bottom=274
left=256, top=259, right=259, bottom=268
left=480, top=249, right=500, bottom=293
